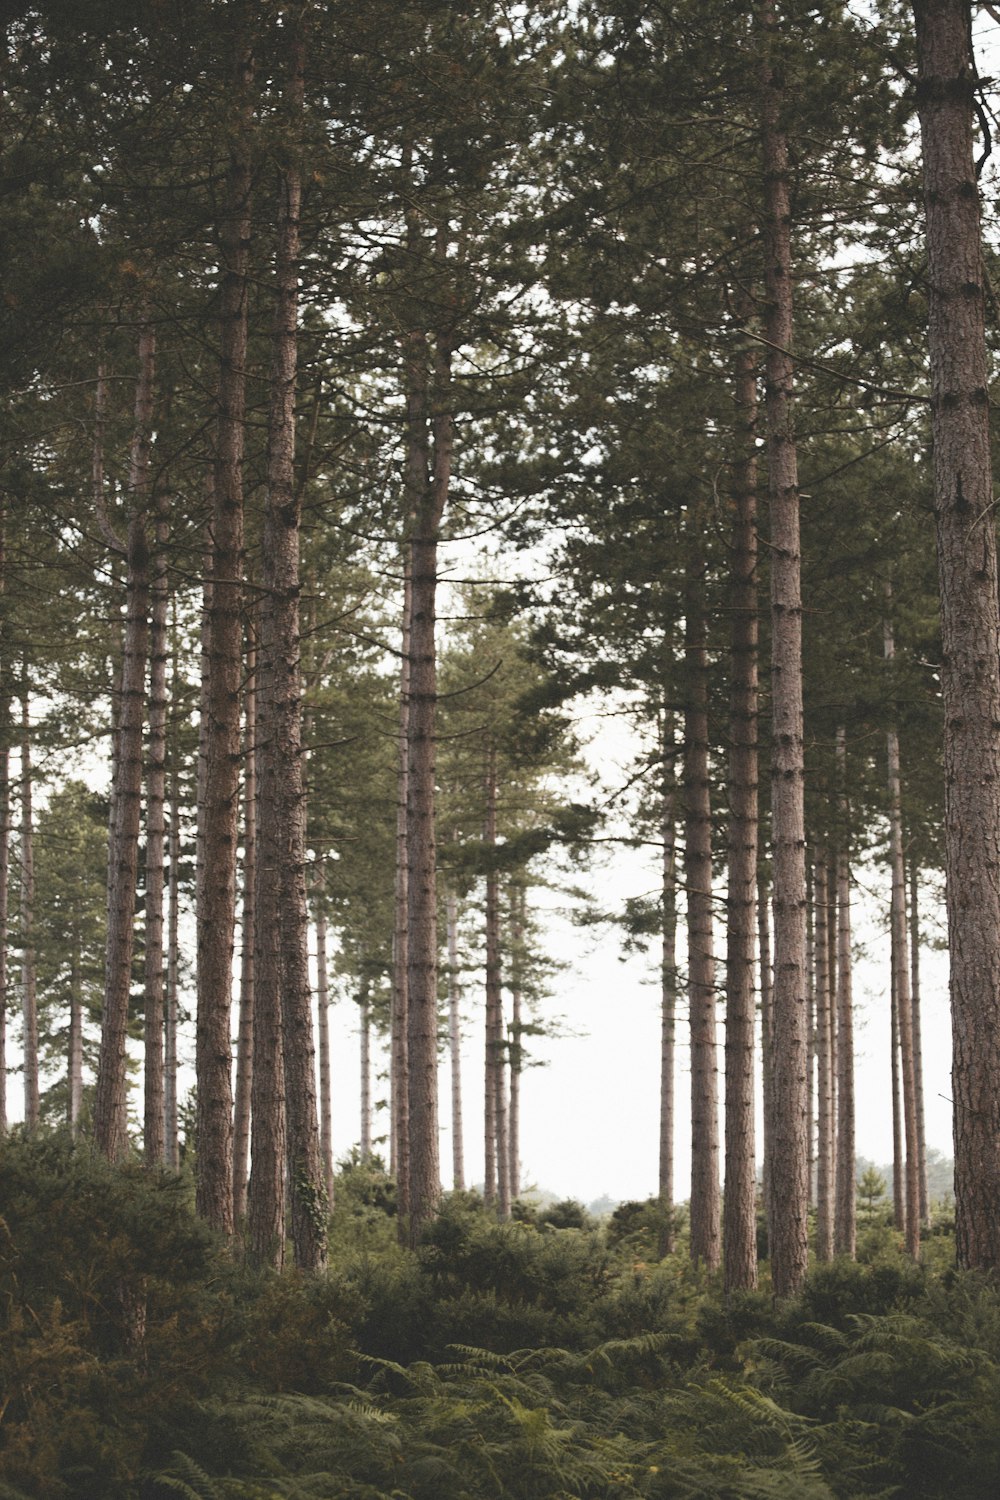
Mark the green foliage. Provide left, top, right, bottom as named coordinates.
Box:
left=3, top=1139, right=1000, bottom=1499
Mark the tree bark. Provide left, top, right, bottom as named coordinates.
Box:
left=143, top=488, right=169, bottom=1166
left=483, top=751, right=509, bottom=1219
left=19, top=686, right=38, bottom=1133
left=68, top=942, right=83, bottom=1136
left=447, top=884, right=465, bottom=1190
left=913, top=0, right=1000, bottom=1271
left=723, top=321, right=759, bottom=1293
left=834, top=728, right=856, bottom=1257
left=658, top=732, right=678, bottom=1258
left=359, top=971, right=372, bottom=1160
left=251, top=16, right=327, bottom=1272
left=684, top=519, right=720, bottom=1272
left=759, top=0, right=809, bottom=1296
left=884, top=602, right=921, bottom=1258
left=758, top=866, right=774, bottom=1246
left=813, top=854, right=835, bottom=1261
left=164, top=639, right=181, bottom=1171
left=909, top=856, right=930, bottom=1222
left=508, top=883, right=525, bottom=1205
left=391, top=560, right=411, bottom=1214
left=196, top=25, right=253, bottom=1233
left=0, top=501, right=8, bottom=1137
left=233, top=633, right=256, bottom=1223
left=314, top=871, right=335, bottom=1205
left=95, top=322, right=155, bottom=1161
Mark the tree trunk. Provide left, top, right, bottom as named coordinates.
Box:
left=233, top=633, right=256, bottom=1223
left=834, top=727, right=856, bottom=1257
left=143, top=488, right=169, bottom=1166
left=19, top=686, right=38, bottom=1133
left=484, top=751, right=509, bottom=1219
left=913, top=0, right=1000, bottom=1271
left=760, top=0, right=809, bottom=1296
left=251, top=18, right=327, bottom=1273
left=758, top=867, right=774, bottom=1247
left=813, top=854, right=835, bottom=1261
left=890, top=965, right=905, bottom=1229
left=909, top=856, right=930, bottom=1222
left=68, top=941, right=83, bottom=1136
left=447, top=884, right=465, bottom=1190
left=164, top=651, right=181, bottom=1171
left=723, top=321, right=759, bottom=1293
left=391, top=561, right=411, bottom=1214
left=0, top=501, right=8, bottom=1137
left=360, top=972, right=372, bottom=1160
left=402, top=260, right=452, bottom=1243
left=685, top=520, right=720, bottom=1272
left=508, top=881, right=526, bottom=1206
left=658, top=733, right=678, bottom=1258
left=884, top=603, right=921, bottom=1258
left=196, top=32, right=253, bottom=1232
left=314, top=872, right=335, bottom=1205
left=95, top=322, right=155, bottom=1160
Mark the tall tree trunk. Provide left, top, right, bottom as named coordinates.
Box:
left=913, top=0, right=1000, bottom=1271
left=805, top=861, right=815, bottom=1206
left=233, top=633, right=256, bottom=1222
left=19, top=686, right=38, bottom=1132
left=758, top=866, right=774, bottom=1247
left=723, top=322, right=759, bottom=1293
left=196, top=27, right=253, bottom=1233
left=834, top=726, right=856, bottom=1258
left=251, top=16, right=326, bottom=1272
left=314, top=870, right=335, bottom=1205
left=0, top=501, right=7, bottom=1137
left=885, top=602, right=921, bottom=1258
left=143, top=488, right=169, bottom=1166
left=658, top=733, right=678, bottom=1258
left=164, top=637, right=181, bottom=1170
left=391, top=561, right=411, bottom=1212
left=890, top=966, right=905, bottom=1229
left=759, top=0, right=809, bottom=1296
left=95, top=322, right=155, bottom=1160
left=359, top=972, right=372, bottom=1160
left=909, top=856, right=930, bottom=1223
left=685, top=520, right=720, bottom=1272
left=483, top=751, right=509, bottom=1219
left=813, top=853, right=835, bottom=1261
left=402, top=253, right=453, bottom=1244
left=447, top=884, right=465, bottom=1191
left=68, top=941, right=83, bottom=1136
left=508, top=882, right=525, bottom=1205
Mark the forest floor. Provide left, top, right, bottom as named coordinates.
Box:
left=1, top=1136, right=998, bottom=1499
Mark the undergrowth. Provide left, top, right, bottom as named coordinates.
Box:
left=0, top=1135, right=997, bottom=1498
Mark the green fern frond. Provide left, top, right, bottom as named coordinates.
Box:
left=144, top=1450, right=226, bottom=1499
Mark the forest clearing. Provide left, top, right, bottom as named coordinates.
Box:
left=3, top=0, right=1000, bottom=1494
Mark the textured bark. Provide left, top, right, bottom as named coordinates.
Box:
left=403, top=289, right=452, bottom=1245
left=890, top=966, right=905, bottom=1229
left=233, top=636, right=256, bottom=1223
left=391, top=563, right=411, bottom=1210
left=314, top=879, right=335, bottom=1205
left=143, top=489, right=169, bottom=1166
left=359, top=973, right=372, bottom=1160
left=805, top=864, right=815, bottom=1206
left=196, top=32, right=253, bottom=1233
left=484, top=754, right=509, bottom=1219
left=909, top=857, right=930, bottom=1222
left=508, top=883, right=525, bottom=1204
left=164, top=675, right=181, bottom=1171
left=447, top=885, right=465, bottom=1190
left=19, top=688, right=38, bottom=1133
left=685, top=525, right=720, bottom=1272
left=0, top=502, right=7, bottom=1136
left=914, top=0, right=1000, bottom=1271
left=833, top=728, right=856, bottom=1258
left=813, top=855, right=835, bottom=1261
left=885, top=604, right=921, bottom=1257
left=251, top=21, right=327, bottom=1272
left=760, top=0, right=808, bottom=1295
left=68, top=944, right=83, bottom=1136
left=723, top=325, right=759, bottom=1293
left=0, top=736, right=8, bottom=1137
left=758, top=868, right=774, bottom=1243
left=95, top=323, right=155, bottom=1160
left=658, top=740, right=678, bottom=1257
